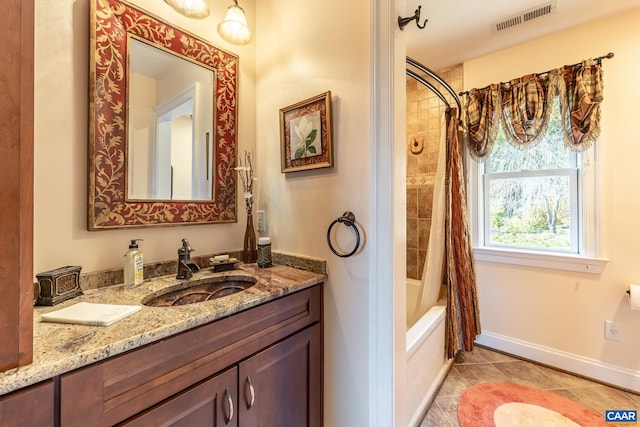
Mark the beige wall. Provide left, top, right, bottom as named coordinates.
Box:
left=255, top=1, right=376, bottom=424
left=464, top=9, right=640, bottom=388
left=34, top=0, right=257, bottom=274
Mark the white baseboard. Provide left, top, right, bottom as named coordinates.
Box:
left=476, top=331, right=640, bottom=393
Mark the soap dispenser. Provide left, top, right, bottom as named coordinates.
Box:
left=124, top=239, right=144, bottom=287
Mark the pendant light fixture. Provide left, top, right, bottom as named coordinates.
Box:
left=164, top=0, right=210, bottom=19
left=217, top=0, right=253, bottom=45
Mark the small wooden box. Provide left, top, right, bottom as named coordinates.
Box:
left=36, top=265, right=83, bottom=306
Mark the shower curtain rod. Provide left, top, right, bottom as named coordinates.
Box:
left=406, top=68, right=450, bottom=109
left=406, top=56, right=462, bottom=115
left=457, top=52, right=614, bottom=96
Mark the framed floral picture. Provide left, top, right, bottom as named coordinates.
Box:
left=280, top=91, right=333, bottom=173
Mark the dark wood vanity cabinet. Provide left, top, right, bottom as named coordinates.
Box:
left=60, top=285, right=322, bottom=426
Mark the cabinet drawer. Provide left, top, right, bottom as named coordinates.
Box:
left=61, top=284, right=321, bottom=426
left=0, top=380, right=55, bottom=427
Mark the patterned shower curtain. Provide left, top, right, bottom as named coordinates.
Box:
left=444, top=108, right=481, bottom=358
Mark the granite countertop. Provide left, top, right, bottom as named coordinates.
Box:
left=0, top=263, right=325, bottom=395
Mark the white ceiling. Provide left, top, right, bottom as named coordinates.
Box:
left=405, top=0, right=640, bottom=71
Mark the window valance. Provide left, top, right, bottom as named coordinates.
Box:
left=463, top=57, right=605, bottom=160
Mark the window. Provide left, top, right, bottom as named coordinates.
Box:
left=468, top=101, right=605, bottom=273
left=484, top=100, right=579, bottom=253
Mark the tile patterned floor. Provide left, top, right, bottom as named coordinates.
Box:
left=419, top=345, right=640, bottom=426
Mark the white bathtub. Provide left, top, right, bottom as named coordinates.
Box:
left=405, top=278, right=452, bottom=426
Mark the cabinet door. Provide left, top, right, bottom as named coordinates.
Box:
left=0, top=0, right=34, bottom=373
left=239, top=324, right=322, bottom=427
left=0, top=380, right=54, bottom=427
left=120, top=367, right=238, bottom=427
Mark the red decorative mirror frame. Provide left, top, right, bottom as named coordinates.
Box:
left=88, top=0, right=238, bottom=229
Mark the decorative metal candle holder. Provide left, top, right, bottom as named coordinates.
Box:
left=35, top=265, right=83, bottom=306
left=257, top=237, right=272, bottom=268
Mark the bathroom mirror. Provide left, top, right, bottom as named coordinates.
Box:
left=88, top=0, right=238, bottom=229
left=128, top=38, right=215, bottom=201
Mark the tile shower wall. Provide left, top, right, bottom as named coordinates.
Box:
left=406, top=65, right=463, bottom=280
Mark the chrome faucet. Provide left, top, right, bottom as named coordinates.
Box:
left=177, top=239, right=198, bottom=280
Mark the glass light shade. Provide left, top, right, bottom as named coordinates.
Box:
left=164, top=0, right=210, bottom=19
left=217, top=4, right=253, bottom=45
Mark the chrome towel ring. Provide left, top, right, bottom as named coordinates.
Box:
left=327, top=211, right=361, bottom=257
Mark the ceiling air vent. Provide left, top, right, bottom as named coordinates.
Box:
left=494, top=1, right=556, bottom=33
left=496, top=15, right=522, bottom=32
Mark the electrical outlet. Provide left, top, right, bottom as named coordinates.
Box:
left=604, top=320, right=622, bottom=341
left=256, top=210, right=266, bottom=233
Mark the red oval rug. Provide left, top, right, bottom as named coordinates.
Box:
left=458, top=382, right=613, bottom=427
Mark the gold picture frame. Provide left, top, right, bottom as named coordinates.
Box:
left=280, top=91, right=333, bottom=173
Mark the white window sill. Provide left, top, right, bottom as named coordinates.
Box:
left=473, top=247, right=608, bottom=274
